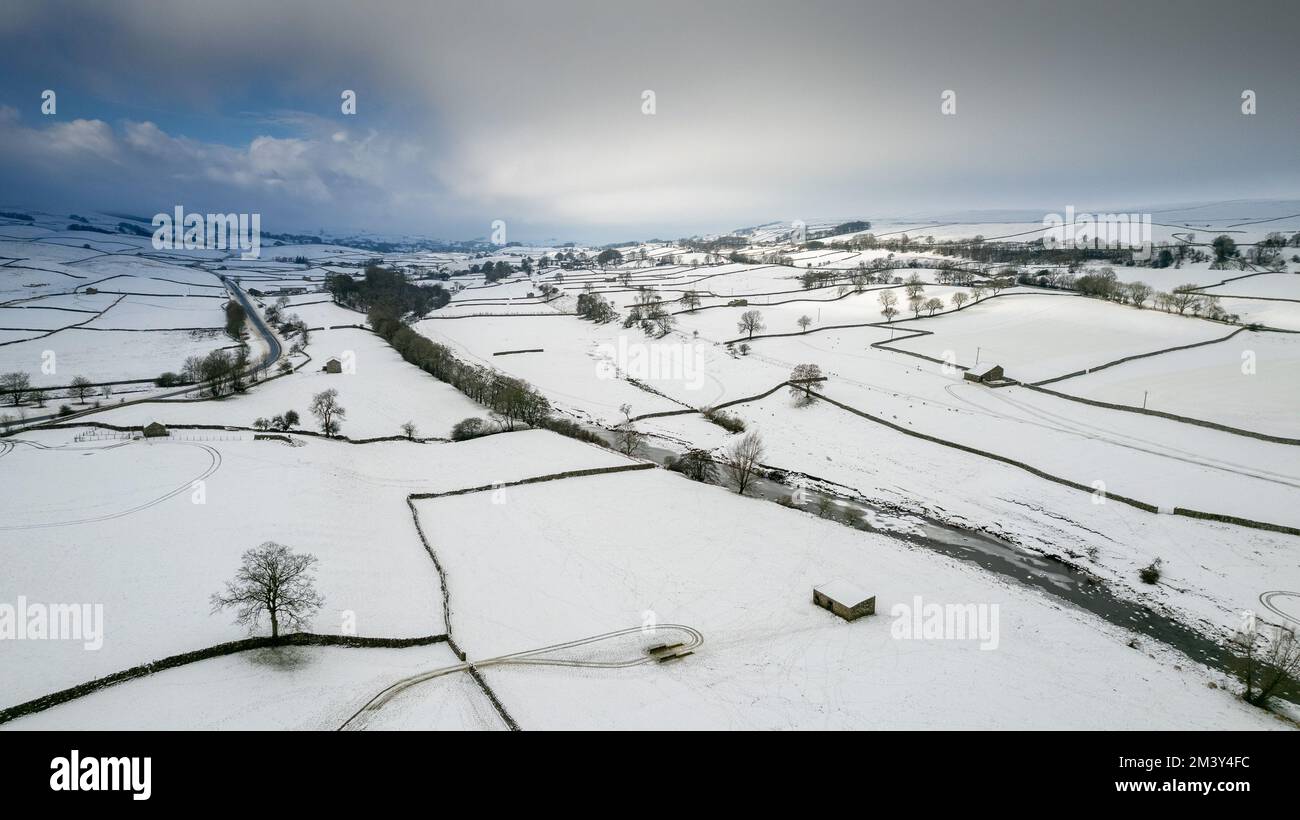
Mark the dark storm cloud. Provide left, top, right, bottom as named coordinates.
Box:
left=0, top=0, right=1295, bottom=240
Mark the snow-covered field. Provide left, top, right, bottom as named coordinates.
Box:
left=95, top=327, right=484, bottom=439
left=1201, top=272, right=1300, bottom=300
left=4, top=643, right=499, bottom=731
left=1051, top=330, right=1300, bottom=437
left=3, top=204, right=1298, bottom=731
left=84, top=294, right=226, bottom=330
left=0, top=427, right=630, bottom=706
left=414, top=469, right=1282, bottom=729
left=278, top=296, right=366, bottom=328
left=417, top=314, right=690, bottom=422
left=0, top=228, right=247, bottom=394
left=887, top=292, right=1230, bottom=383
left=0, top=328, right=234, bottom=388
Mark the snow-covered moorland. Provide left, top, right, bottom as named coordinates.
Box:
left=3, top=203, right=1299, bottom=731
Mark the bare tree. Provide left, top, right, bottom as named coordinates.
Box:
left=923, top=296, right=944, bottom=316
left=653, top=312, right=676, bottom=337
left=952, top=291, right=968, bottom=310
left=401, top=421, right=418, bottom=440
left=310, top=388, right=345, bottom=437
left=789, top=363, right=823, bottom=405
left=1233, top=623, right=1300, bottom=708
left=797, top=315, right=812, bottom=333
left=904, top=272, right=925, bottom=300
left=1, top=372, right=30, bottom=407
left=722, top=430, right=765, bottom=495
left=668, top=448, right=717, bottom=483
left=614, top=425, right=645, bottom=457
left=69, top=375, right=93, bottom=403
left=210, top=542, right=324, bottom=640
left=1169, top=284, right=1200, bottom=315
left=878, top=289, right=899, bottom=322
left=908, top=294, right=924, bottom=318
left=1126, top=281, right=1153, bottom=309
left=737, top=310, right=765, bottom=339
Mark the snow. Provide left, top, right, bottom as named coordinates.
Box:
left=95, top=327, right=485, bottom=439
left=412, top=470, right=1280, bottom=729
left=648, top=391, right=1300, bottom=637
left=0, top=427, right=631, bottom=705
left=887, top=292, right=1229, bottom=383
left=1202, top=273, right=1300, bottom=299
left=278, top=297, right=367, bottom=328
left=0, top=307, right=89, bottom=331
left=0, top=328, right=234, bottom=388
left=417, top=315, right=688, bottom=423
left=1052, top=330, right=1300, bottom=437
left=2, top=643, right=503, bottom=731
left=4, top=207, right=1298, bottom=730
left=84, top=294, right=226, bottom=330
left=814, top=580, right=873, bottom=607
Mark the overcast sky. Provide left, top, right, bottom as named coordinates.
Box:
left=1, top=0, right=1296, bottom=242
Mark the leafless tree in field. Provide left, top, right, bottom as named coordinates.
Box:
left=1126, top=281, right=1153, bottom=309
left=310, top=388, right=345, bottom=437
left=789, top=363, right=823, bottom=406
left=1, top=372, right=30, bottom=406
left=211, top=542, right=324, bottom=640
left=70, top=375, right=93, bottom=403
left=878, top=289, right=899, bottom=322
left=737, top=310, right=765, bottom=339
left=614, top=425, right=645, bottom=457
left=904, top=272, right=925, bottom=299
left=722, top=430, right=765, bottom=495
left=654, top=312, right=676, bottom=337
left=1233, top=623, right=1300, bottom=708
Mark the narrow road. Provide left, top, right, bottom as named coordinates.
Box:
left=219, top=274, right=282, bottom=370
left=338, top=625, right=704, bottom=730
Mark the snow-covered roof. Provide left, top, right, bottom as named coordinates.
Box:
left=967, top=362, right=1001, bottom=377
left=815, top=580, right=872, bottom=607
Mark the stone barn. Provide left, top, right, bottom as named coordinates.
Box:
left=142, top=421, right=169, bottom=438
left=813, top=581, right=876, bottom=622
left=963, top=363, right=1004, bottom=384
left=323, top=358, right=342, bottom=374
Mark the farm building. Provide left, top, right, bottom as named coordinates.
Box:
left=142, top=421, right=169, bottom=438
left=963, top=363, right=1004, bottom=384
left=813, top=581, right=875, bottom=622
left=322, top=358, right=343, bottom=374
